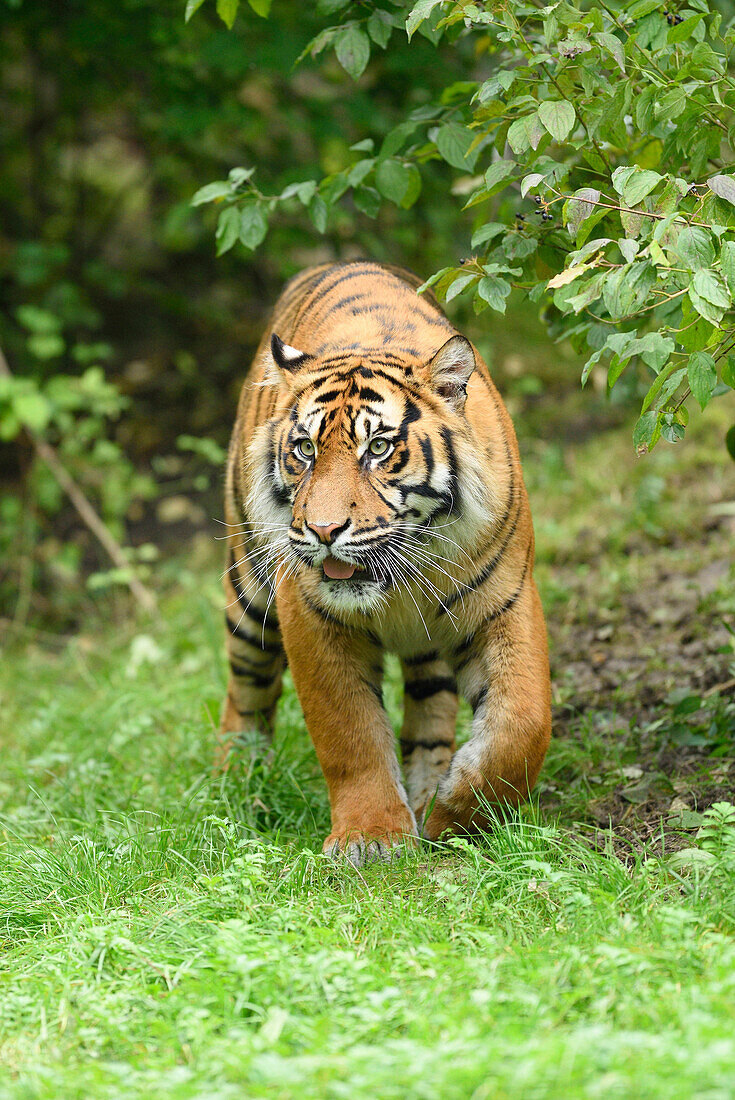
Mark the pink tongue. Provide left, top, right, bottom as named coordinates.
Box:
left=323, top=555, right=356, bottom=580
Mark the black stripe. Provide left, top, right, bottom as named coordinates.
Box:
left=312, top=388, right=343, bottom=404
left=439, top=425, right=460, bottom=517
left=403, top=650, right=439, bottom=667
left=359, top=386, right=384, bottom=404
left=299, top=266, right=387, bottom=327
left=362, top=678, right=383, bottom=704
left=419, top=435, right=434, bottom=474
left=291, top=264, right=351, bottom=330
left=400, top=738, right=453, bottom=756
left=441, top=496, right=522, bottom=614
left=451, top=542, right=533, bottom=658
left=230, top=661, right=276, bottom=688
left=301, top=592, right=346, bottom=627
left=229, top=552, right=280, bottom=632
left=405, top=676, right=457, bottom=701
left=471, top=686, right=489, bottom=713
left=238, top=599, right=280, bottom=633
left=325, top=293, right=370, bottom=314
left=226, top=614, right=281, bottom=654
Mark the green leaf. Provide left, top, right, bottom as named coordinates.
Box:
left=692, top=269, right=730, bottom=310
left=309, top=194, right=328, bottom=233
left=435, top=122, right=477, bottom=170
left=564, top=188, right=600, bottom=238
left=537, top=100, right=576, bottom=143
left=721, top=357, right=735, bottom=390
left=215, top=206, right=240, bottom=255
left=27, top=333, right=65, bottom=360
left=594, top=31, right=625, bottom=73
left=688, top=269, right=729, bottom=325
left=677, top=305, right=715, bottom=353
left=521, top=173, right=545, bottom=199
left=280, top=180, right=317, bottom=205
left=191, top=181, right=231, bottom=206
left=216, top=0, right=238, bottom=28
left=602, top=262, right=655, bottom=320
left=611, top=166, right=637, bottom=196
left=484, top=159, right=516, bottom=194
left=375, top=159, right=410, bottom=205
left=406, top=0, right=444, bottom=39
left=726, top=425, right=735, bottom=462
left=623, top=170, right=662, bottom=207
left=721, top=241, right=735, bottom=296
left=353, top=186, right=380, bottom=218
left=707, top=175, right=735, bottom=207
left=247, top=0, right=271, bottom=13
left=565, top=271, right=606, bottom=314
left=635, top=333, right=675, bottom=374
left=641, top=360, right=679, bottom=414
left=185, top=0, right=207, bottom=21
left=16, top=305, right=61, bottom=334
left=239, top=205, right=267, bottom=250
left=476, top=276, right=511, bottom=314
left=380, top=121, right=418, bottom=159
left=687, top=351, right=717, bottom=410
left=335, top=25, right=371, bottom=80
left=13, top=391, right=52, bottom=432
left=627, top=0, right=660, bottom=17
left=507, top=114, right=543, bottom=155
left=618, top=238, right=638, bottom=264
left=367, top=10, right=393, bottom=48
left=471, top=222, right=506, bottom=249
left=400, top=164, right=422, bottom=209
left=676, top=226, right=715, bottom=270
left=633, top=411, right=659, bottom=451
left=668, top=12, right=703, bottom=43
left=445, top=272, right=477, bottom=302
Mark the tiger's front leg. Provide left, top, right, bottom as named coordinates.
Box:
left=217, top=533, right=286, bottom=772
left=419, top=581, right=551, bottom=840
left=399, top=654, right=458, bottom=816
left=278, top=581, right=416, bottom=867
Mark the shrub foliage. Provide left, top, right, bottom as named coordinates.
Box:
left=194, top=0, right=735, bottom=454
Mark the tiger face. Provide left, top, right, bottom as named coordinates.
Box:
left=247, top=333, right=493, bottom=615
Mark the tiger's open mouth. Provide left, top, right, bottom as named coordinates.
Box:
left=322, top=555, right=371, bottom=582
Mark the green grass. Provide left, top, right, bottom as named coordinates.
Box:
left=2, top=398, right=735, bottom=1098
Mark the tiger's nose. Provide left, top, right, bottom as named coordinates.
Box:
left=306, top=520, right=349, bottom=544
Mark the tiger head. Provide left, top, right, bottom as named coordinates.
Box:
left=247, top=332, right=494, bottom=615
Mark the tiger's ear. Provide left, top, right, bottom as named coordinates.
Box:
left=429, top=335, right=475, bottom=412
left=270, top=333, right=310, bottom=376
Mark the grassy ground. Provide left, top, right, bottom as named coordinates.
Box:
left=1, top=377, right=734, bottom=1097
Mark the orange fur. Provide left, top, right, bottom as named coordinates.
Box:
left=218, top=261, right=551, bottom=864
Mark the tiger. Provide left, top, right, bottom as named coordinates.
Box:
left=217, top=260, right=551, bottom=866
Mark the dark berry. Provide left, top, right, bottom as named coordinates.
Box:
left=515, top=212, right=525, bottom=220
left=674, top=13, right=683, bottom=22
left=534, top=196, right=542, bottom=204
left=666, top=13, right=673, bottom=23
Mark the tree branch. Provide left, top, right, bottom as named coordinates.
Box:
left=0, top=344, right=157, bottom=615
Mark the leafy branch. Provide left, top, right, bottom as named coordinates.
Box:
left=189, top=0, right=735, bottom=455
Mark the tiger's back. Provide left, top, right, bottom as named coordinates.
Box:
left=219, top=261, right=551, bottom=865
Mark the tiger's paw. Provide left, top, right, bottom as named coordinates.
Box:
left=323, top=819, right=417, bottom=868
left=415, top=798, right=457, bottom=842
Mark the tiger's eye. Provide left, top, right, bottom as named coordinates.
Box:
left=368, top=438, right=390, bottom=457
left=296, top=438, right=315, bottom=459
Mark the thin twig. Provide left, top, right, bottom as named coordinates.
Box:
left=0, top=343, right=157, bottom=614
